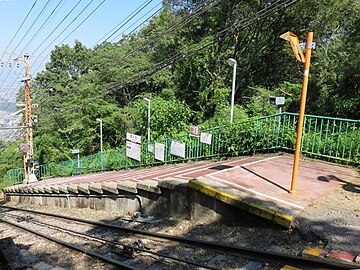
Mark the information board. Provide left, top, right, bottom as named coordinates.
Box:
left=126, top=132, right=141, bottom=161
left=200, top=132, right=212, bottom=145
left=170, top=140, right=186, bottom=158
left=154, top=142, right=165, bottom=161
left=126, top=133, right=141, bottom=144
left=126, top=141, right=141, bottom=161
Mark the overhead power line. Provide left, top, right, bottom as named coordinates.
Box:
left=109, top=2, right=164, bottom=43
left=0, top=0, right=96, bottom=112
left=0, top=0, right=38, bottom=66
left=46, top=0, right=300, bottom=117
left=19, top=0, right=66, bottom=54
left=94, top=0, right=154, bottom=45
left=30, top=0, right=102, bottom=75
left=38, top=0, right=219, bottom=106
left=0, top=0, right=53, bottom=110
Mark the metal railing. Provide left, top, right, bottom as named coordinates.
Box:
left=6, top=112, right=359, bottom=185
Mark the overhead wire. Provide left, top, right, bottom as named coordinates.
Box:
left=0, top=0, right=53, bottom=84
left=56, top=0, right=107, bottom=47
left=3, top=0, right=299, bottom=152
left=48, top=0, right=299, bottom=116
left=94, top=0, right=154, bottom=45
left=0, top=0, right=53, bottom=111
left=19, top=0, right=66, bottom=54
left=32, top=0, right=161, bottom=76
left=0, top=0, right=38, bottom=74
left=37, top=0, right=219, bottom=107
left=30, top=0, right=100, bottom=75
left=35, top=0, right=219, bottom=116
left=31, top=0, right=84, bottom=56
left=0, top=0, right=93, bottom=112
left=109, top=1, right=164, bottom=43
left=0, top=0, right=67, bottom=112
left=0, top=0, right=38, bottom=110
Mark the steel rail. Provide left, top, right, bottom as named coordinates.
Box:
left=2, top=206, right=359, bottom=270
left=1, top=212, right=217, bottom=270
left=0, top=219, right=137, bottom=270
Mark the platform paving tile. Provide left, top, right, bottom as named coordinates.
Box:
left=116, top=180, right=137, bottom=193
left=137, top=180, right=161, bottom=194
left=50, top=186, right=60, bottom=193
left=34, top=186, right=45, bottom=193
left=20, top=186, right=29, bottom=193
left=43, top=185, right=52, bottom=193
left=195, top=175, right=294, bottom=225
left=77, top=183, right=90, bottom=194
left=157, top=178, right=188, bottom=193
left=66, top=184, right=78, bottom=194
left=88, top=183, right=103, bottom=194
left=101, top=182, right=119, bottom=194
left=56, top=185, right=68, bottom=194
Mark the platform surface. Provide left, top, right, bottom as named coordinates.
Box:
left=14, top=154, right=357, bottom=227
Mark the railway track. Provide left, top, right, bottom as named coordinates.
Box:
left=0, top=206, right=358, bottom=270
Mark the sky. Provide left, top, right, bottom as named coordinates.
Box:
left=0, top=0, right=162, bottom=107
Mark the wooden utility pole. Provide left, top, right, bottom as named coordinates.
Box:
left=23, top=53, right=37, bottom=184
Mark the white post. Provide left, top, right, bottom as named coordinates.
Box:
left=228, top=58, right=237, bottom=123
left=96, top=118, right=103, bottom=153
left=144, top=98, right=151, bottom=141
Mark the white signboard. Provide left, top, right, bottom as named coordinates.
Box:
left=170, top=140, right=186, bottom=158
left=154, top=142, right=165, bottom=161
left=200, top=132, right=212, bottom=145
left=126, top=133, right=141, bottom=144
left=126, top=132, right=141, bottom=161
left=126, top=141, right=141, bottom=161
left=189, top=125, right=199, bottom=137
left=148, top=144, right=154, bottom=153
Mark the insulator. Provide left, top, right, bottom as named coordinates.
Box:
left=17, top=63, right=19, bottom=68
left=1, top=63, right=3, bottom=67
left=9, top=63, right=11, bottom=67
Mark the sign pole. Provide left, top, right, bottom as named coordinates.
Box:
left=290, top=32, right=314, bottom=194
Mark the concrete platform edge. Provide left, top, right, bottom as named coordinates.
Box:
left=188, top=179, right=293, bottom=228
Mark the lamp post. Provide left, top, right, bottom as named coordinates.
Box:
left=280, top=31, right=314, bottom=195
left=143, top=98, right=150, bottom=142
left=96, top=118, right=103, bottom=153
left=228, top=58, right=237, bottom=123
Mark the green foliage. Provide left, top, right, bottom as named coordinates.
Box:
left=0, top=141, right=24, bottom=186
left=2, top=0, right=359, bottom=180
left=125, top=96, right=193, bottom=141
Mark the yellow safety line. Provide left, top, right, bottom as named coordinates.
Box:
left=188, top=179, right=293, bottom=228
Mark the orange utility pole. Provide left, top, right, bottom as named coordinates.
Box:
left=23, top=53, right=37, bottom=184
left=289, top=32, right=314, bottom=194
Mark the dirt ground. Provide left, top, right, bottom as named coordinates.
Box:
left=294, top=166, right=360, bottom=253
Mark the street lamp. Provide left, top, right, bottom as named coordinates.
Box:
left=143, top=98, right=151, bottom=142
left=228, top=58, right=237, bottom=123
left=96, top=118, right=103, bottom=153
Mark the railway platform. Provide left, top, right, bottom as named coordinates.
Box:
left=3, top=154, right=358, bottom=230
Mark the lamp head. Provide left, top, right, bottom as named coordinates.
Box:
left=96, top=118, right=101, bottom=122
left=143, top=98, right=150, bottom=104
left=227, top=58, right=237, bottom=67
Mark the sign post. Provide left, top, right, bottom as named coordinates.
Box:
left=71, top=149, right=80, bottom=168
left=281, top=31, right=315, bottom=194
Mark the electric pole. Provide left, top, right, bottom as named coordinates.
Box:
left=23, top=53, right=37, bottom=184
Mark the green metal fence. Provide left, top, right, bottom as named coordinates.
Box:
left=7, top=112, right=359, bottom=185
